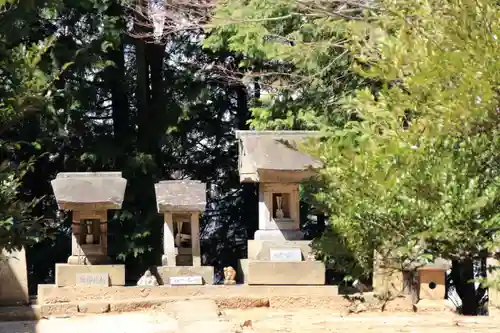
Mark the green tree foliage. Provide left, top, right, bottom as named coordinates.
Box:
left=204, top=0, right=372, bottom=131
left=0, top=10, right=71, bottom=252
left=206, top=0, right=500, bottom=304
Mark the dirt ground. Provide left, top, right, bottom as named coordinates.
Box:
left=1, top=308, right=500, bottom=333
left=224, top=307, right=500, bottom=333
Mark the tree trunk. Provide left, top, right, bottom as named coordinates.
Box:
left=451, top=258, right=481, bottom=315
left=108, top=42, right=131, bottom=160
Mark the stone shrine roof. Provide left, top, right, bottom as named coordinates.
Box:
left=235, top=130, right=323, bottom=183
left=51, top=172, right=127, bottom=210
left=154, top=180, right=207, bottom=213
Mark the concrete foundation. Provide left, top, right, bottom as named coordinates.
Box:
left=55, top=264, right=125, bottom=287
left=246, top=261, right=325, bottom=285
left=37, top=284, right=339, bottom=305
left=156, top=266, right=214, bottom=285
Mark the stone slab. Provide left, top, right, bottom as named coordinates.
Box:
left=76, top=272, right=110, bottom=286
left=254, top=229, right=304, bottom=241
left=0, top=249, right=29, bottom=305
left=37, top=284, right=339, bottom=305
left=246, top=260, right=325, bottom=285
left=169, top=276, right=203, bottom=285
left=55, top=264, right=125, bottom=287
left=77, top=301, right=111, bottom=314
left=156, top=265, right=214, bottom=285
left=248, top=240, right=313, bottom=261
left=51, top=172, right=127, bottom=209
left=269, top=248, right=302, bottom=262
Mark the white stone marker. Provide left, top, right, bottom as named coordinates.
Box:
left=169, top=276, right=203, bottom=285
left=76, top=273, right=110, bottom=286
left=269, top=248, right=302, bottom=262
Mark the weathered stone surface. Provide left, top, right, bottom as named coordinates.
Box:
left=248, top=241, right=313, bottom=261
left=40, top=303, right=78, bottom=317
left=0, top=249, right=29, bottom=305
left=247, top=261, right=325, bottom=285
left=235, top=130, right=323, bottom=183
left=77, top=302, right=110, bottom=314
left=55, top=264, right=125, bottom=287
left=254, top=229, right=304, bottom=241
left=109, top=299, right=174, bottom=313
left=37, top=284, right=340, bottom=305
left=156, top=266, right=214, bottom=285
left=51, top=172, right=127, bottom=209
left=155, top=180, right=207, bottom=213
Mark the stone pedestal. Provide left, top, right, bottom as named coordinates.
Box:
left=247, top=261, right=325, bottom=285
left=55, top=264, right=125, bottom=287
left=241, top=240, right=325, bottom=285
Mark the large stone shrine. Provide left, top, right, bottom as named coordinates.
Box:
left=235, top=130, right=326, bottom=285
left=154, top=180, right=214, bottom=285
left=50, top=172, right=127, bottom=287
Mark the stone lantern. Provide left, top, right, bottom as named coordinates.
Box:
left=51, top=172, right=127, bottom=287
left=235, top=131, right=326, bottom=285
left=154, top=180, right=214, bottom=285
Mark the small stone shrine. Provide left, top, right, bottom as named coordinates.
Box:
left=154, top=180, right=214, bottom=285
left=235, top=131, right=326, bottom=285
left=50, top=172, right=127, bottom=287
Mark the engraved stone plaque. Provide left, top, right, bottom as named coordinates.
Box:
left=269, top=248, right=302, bottom=262
left=169, top=276, right=203, bottom=285
left=76, top=273, right=109, bottom=286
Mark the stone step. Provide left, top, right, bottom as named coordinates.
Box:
left=0, top=305, right=41, bottom=321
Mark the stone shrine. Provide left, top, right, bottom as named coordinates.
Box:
left=235, top=131, right=326, bottom=285
left=154, top=180, right=214, bottom=284
left=50, top=172, right=127, bottom=286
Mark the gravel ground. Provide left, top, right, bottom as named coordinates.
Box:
left=1, top=308, right=500, bottom=333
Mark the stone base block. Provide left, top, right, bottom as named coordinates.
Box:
left=254, top=230, right=304, bottom=241
left=0, top=249, right=29, bottom=305
left=247, top=240, right=314, bottom=261
left=156, top=266, right=214, bottom=285
left=55, top=263, right=125, bottom=287
left=247, top=261, right=325, bottom=285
